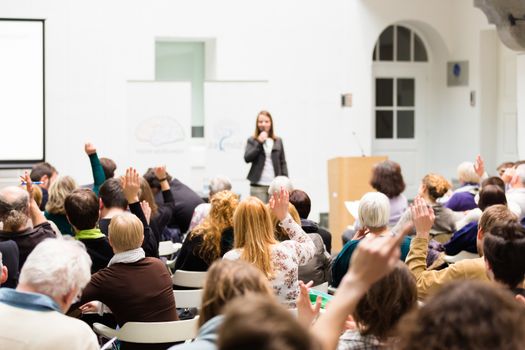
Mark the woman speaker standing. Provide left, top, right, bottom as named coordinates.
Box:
left=244, top=110, right=288, bottom=203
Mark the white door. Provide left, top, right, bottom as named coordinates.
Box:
left=371, top=65, right=427, bottom=198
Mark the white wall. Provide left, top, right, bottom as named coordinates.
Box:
left=0, top=0, right=518, bottom=221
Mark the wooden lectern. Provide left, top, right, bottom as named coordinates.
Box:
left=327, top=156, right=387, bottom=253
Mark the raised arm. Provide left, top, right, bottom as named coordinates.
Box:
left=271, top=188, right=315, bottom=264
left=20, top=172, right=46, bottom=227
left=84, top=143, right=106, bottom=196
left=312, top=222, right=407, bottom=350
left=122, top=168, right=158, bottom=257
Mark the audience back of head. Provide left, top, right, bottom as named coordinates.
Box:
left=108, top=212, right=144, bottom=253
left=398, top=281, right=525, bottom=350
left=353, top=262, right=417, bottom=341
left=421, top=173, right=451, bottom=202
left=457, top=161, right=480, bottom=184
left=200, top=259, right=273, bottom=327
left=209, top=176, right=232, bottom=197
left=45, top=176, right=77, bottom=215
left=99, top=178, right=128, bottom=210
left=0, top=186, right=29, bottom=231
left=370, top=160, right=405, bottom=199
left=99, top=157, right=117, bottom=179
left=18, top=238, right=91, bottom=310
left=289, top=189, right=311, bottom=219
left=218, top=294, right=317, bottom=350
left=64, top=189, right=98, bottom=231
left=143, top=168, right=173, bottom=194
left=483, top=221, right=525, bottom=289
left=268, top=176, right=294, bottom=196
left=478, top=184, right=507, bottom=211
left=30, top=162, right=57, bottom=185
left=358, top=192, right=390, bottom=229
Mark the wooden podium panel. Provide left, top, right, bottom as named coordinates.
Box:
left=327, top=156, right=387, bottom=252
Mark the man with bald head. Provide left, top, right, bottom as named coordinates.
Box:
left=0, top=177, right=55, bottom=269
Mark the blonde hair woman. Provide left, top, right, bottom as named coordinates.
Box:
left=223, top=189, right=315, bottom=307
left=44, top=176, right=77, bottom=236
left=174, top=190, right=239, bottom=275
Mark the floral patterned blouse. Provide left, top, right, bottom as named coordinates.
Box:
left=223, top=214, right=315, bottom=307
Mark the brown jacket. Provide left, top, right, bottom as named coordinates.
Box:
left=406, top=237, right=490, bottom=299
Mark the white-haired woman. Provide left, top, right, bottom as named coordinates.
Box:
left=331, top=192, right=412, bottom=287
left=443, top=161, right=481, bottom=212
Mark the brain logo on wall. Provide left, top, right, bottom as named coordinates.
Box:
left=208, top=120, right=245, bottom=152
left=135, top=116, right=186, bottom=146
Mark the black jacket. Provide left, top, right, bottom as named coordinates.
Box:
left=244, top=137, right=288, bottom=184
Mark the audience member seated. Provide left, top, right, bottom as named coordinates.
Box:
left=393, top=174, right=459, bottom=242
left=503, top=164, right=525, bottom=220
left=342, top=160, right=407, bottom=243
left=78, top=212, right=177, bottom=350
left=144, top=168, right=204, bottom=239
left=497, top=161, right=514, bottom=178
left=290, top=189, right=332, bottom=253
left=0, top=241, right=19, bottom=288
left=331, top=192, right=412, bottom=288
left=65, top=188, right=113, bottom=274
left=223, top=189, right=315, bottom=307
left=218, top=294, right=316, bottom=350
left=335, top=262, right=417, bottom=349
left=0, top=175, right=55, bottom=268
left=267, top=175, right=294, bottom=196
left=189, top=176, right=232, bottom=232
left=174, top=190, right=238, bottom=274
left=98, top=171, right=158, bottom=258
left=139, top=166, right=176, bottom=246
left=169, top=259, right=273, bottom=350
left=44, top=175, right=77, bottom=236
left=483, top=221, right=525, bottom=296
left=271, top=203, right=331, bottom=286
left=29, top=162, right=58, bottom=211
left=0, top=239, right=98, bottom=349
left=443, top=161, right=481, bottom=211
left=397, top=281, right=525, bottom=350
left=100, top=157, right=117, bottom=180
left=98, top=177, right=128, bottom=234
left=406, top=201, right=516, bottom=299
left=441, top=184, right=508, bottom=257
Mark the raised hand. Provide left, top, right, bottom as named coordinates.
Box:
left=269, top=187, right=289, bottom=221
left=19, top=171, right=33, bottom=198
left=410, top=197, right=435, bottom=239
left=474, top=154, right=485, bottom=178
left=121, top=167, right=140, bottom=203
left=84, top=142, right=97, bottom=155
left=154, top=165, right=167, bottom=180
left=140, top=200, right=151, bottom=224
left=296, top=280, right=322, bottom=327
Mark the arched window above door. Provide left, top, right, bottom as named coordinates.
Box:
left=373, top=25, right=428, bottom=62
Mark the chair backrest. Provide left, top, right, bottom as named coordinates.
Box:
left=311, top=282, right=328, bottom=293
left=172, top=270, right=207, bottom=288
left=174, top=289, right=203, bottom=309
left=159, top=241, right=182, bottom=257
left=444, top=250, right=479, bottom=264
left=117, top=317, right=200, bottom=343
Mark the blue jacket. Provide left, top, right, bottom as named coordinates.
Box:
left=168, top=315, right=224, bottom=350
left=443, top=222, right=478, bottom=256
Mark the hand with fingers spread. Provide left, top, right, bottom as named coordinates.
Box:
left=269, top=187, right=289, bottom=221
left=297, top=280, right=322, bottom=327
left=122, top=167, right=141, bottom=203
left=411, top=197, right=435, bottom=239
left=502, top=167, right=516, bottom=184
left=84, top=142, right=96, bottom=155
left=154, top=165, right=167, bottom=181
left=140, top=200, right=151, bottom=224
left=474, top=154, right=485, bottom=179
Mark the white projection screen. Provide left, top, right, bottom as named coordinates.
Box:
left=0, top=19, right=45, bottom=167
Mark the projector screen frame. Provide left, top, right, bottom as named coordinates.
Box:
left=0, top=18, right=45, bottom=169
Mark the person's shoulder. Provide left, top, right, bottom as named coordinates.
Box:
left=223, top=249, right=241, bottom=260
left=55, top=313, right=99, bottom=348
